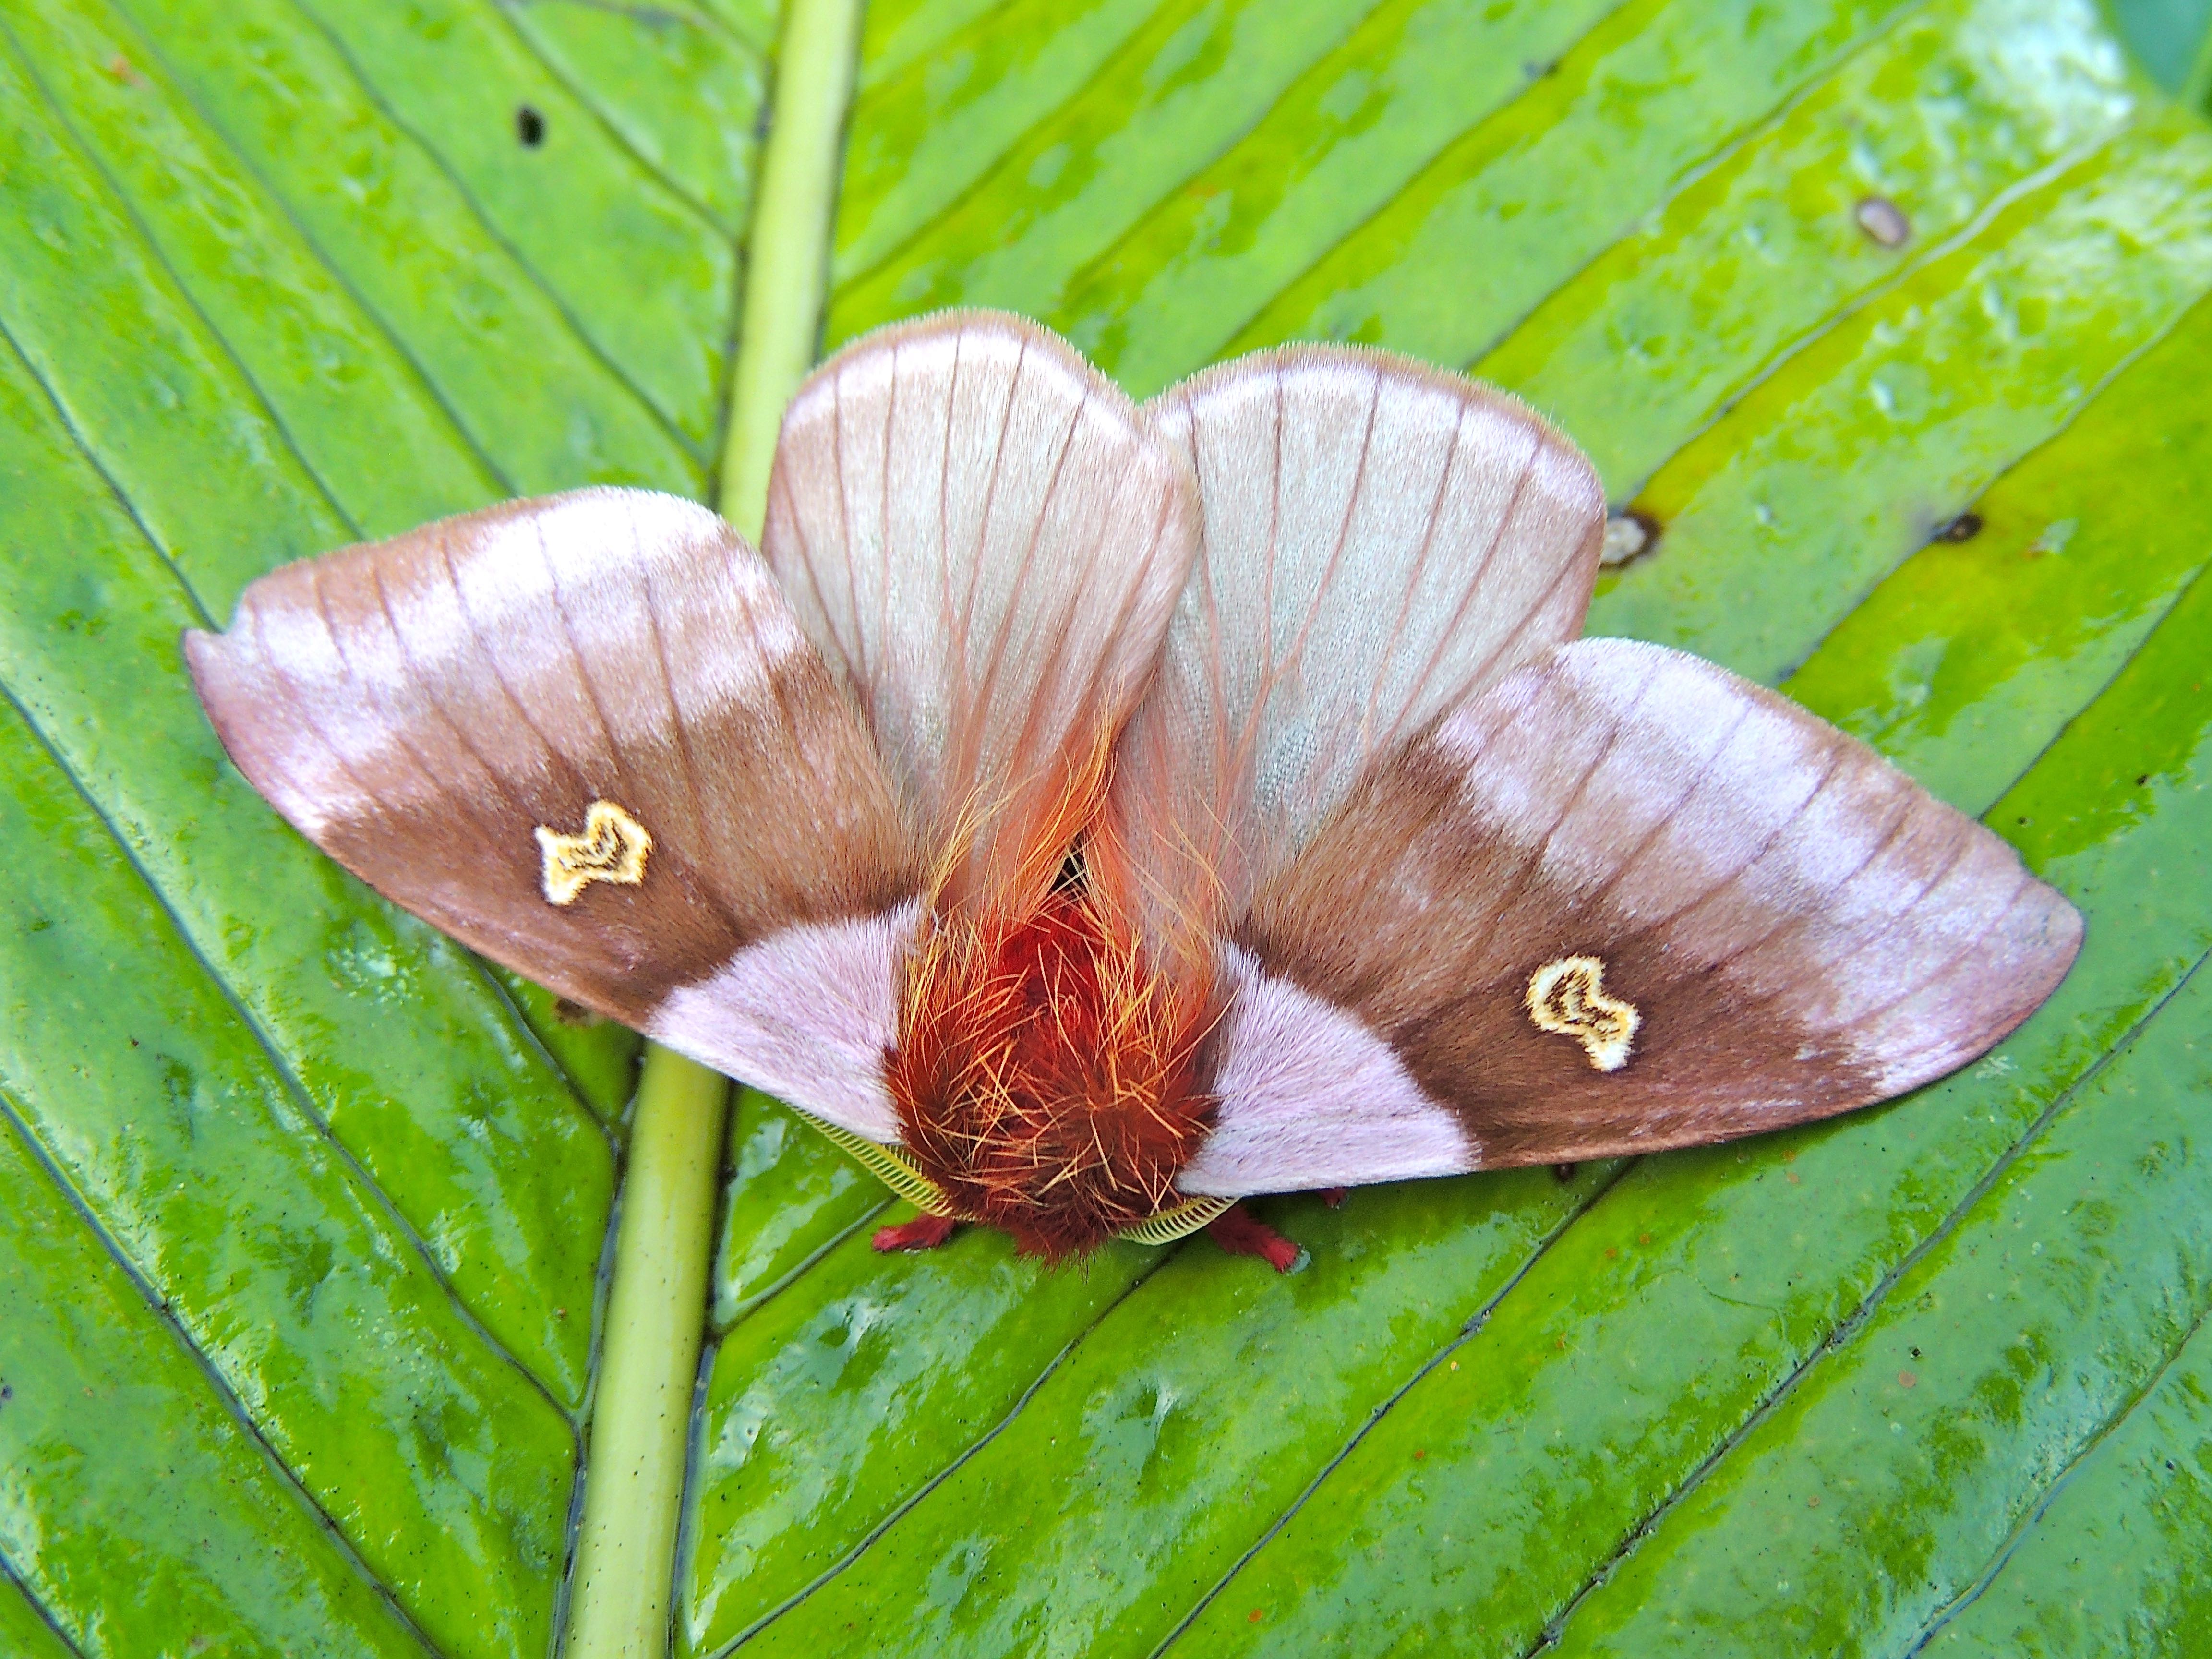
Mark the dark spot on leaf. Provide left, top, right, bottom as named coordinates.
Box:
left=2136, top=774, right=2150, bottom=786
left=1910, top=1346, right=1922, bottom=1359
left=517, top=105, right=546, bottom=147
left=553, top=996, right=602, bottom=1027
left=0, top=1383, right=12, bottom=1403
left=1601, top=509, right=1659, bottom=566
left=1552, top=1161, right=1578, bottom=1182
left=1935, top=511, right=1983, bottom=542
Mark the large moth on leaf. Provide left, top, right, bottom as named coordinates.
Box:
left=187, top=312, right=2081, bottom=1270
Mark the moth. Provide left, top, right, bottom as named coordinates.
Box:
left=187, top=312, right=2081, bottom=1270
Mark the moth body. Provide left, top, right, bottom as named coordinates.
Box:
left=184, top=310, right=2083, bottom=1273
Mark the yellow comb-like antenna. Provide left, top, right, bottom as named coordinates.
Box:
left=1112, top=1194, right=1235, bottom=1246
left=795, top=1116, right=958, bottom=1216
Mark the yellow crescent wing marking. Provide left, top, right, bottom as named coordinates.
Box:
left=534, top=800, right=652, bottom=906
left=1526, top=955, right=1640, bottom=1072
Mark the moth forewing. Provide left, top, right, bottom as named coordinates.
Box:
left=186, top=487, right=926, bottom=1141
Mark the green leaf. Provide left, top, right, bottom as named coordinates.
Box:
left=2, top=0, right=2209, bottom=1655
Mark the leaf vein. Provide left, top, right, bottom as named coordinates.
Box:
left=1585, top=123, right=2125, bottom=514
left=830, top=0, right=1399, bottom=304
left=0, top=660, right=580, bottom=1426
left=0, top=1084, right=457, bottom=1659
left=0, top=310, right=217, bottom=629
left=1903, top=1282, right=2212, bottom=1653
left=1775, top=268, right=2212, bottom=696
left=1525, top=943, right=2212, bottom=1659
left=709, top=1198, right=892, bottom=1337
left=276, top=0, right=710, bottom=458
left=1445, top=0, right=1942, bottom=406
left=488, top=0, right=746, bottom=232
left=714, top=1246, right=1183, bottom=1655
left=0, top=1543, right=92, bottom=1659
left=0, top=292, right=620, bottom=1334
left=95, top=0, right=526, bottom=500
left=1150, top=1167, right=1632, bottom=1657
left=0, top=15, right=366, bottom=542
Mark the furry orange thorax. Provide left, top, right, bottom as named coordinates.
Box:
left=887, top=869, right=1217, bottom=1259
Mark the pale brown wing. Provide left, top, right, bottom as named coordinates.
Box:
left=1109, top=347, right=1605, bottom=941
left=1179, top=638, right=2081, bottom=1194
left=761, top=310, right=1198, bottom=910
left=186, top=487, right=925, bottom=1137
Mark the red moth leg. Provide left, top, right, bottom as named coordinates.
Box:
left=1207, top=1204, right=1307, bottom=1274
left=872, top=1214, right=960, bottom=1253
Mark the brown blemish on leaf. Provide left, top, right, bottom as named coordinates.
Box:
left=1601, top=509, right=1659, bottom=567
left=1855, top=196, right=1911, bottom=248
